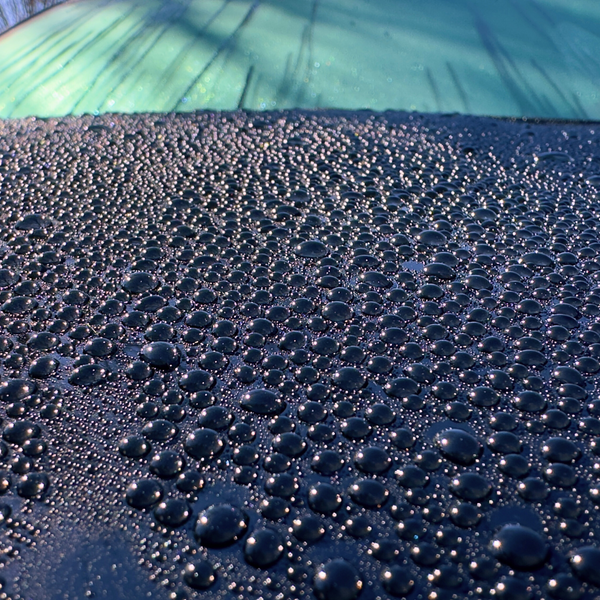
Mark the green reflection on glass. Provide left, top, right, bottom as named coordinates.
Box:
left=0, top=0, right=599, bottom=119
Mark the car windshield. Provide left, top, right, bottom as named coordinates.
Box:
left=0, top=0, right=598, bottom=119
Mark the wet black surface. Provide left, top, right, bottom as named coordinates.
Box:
left=0, top=110, right=598, bottom=598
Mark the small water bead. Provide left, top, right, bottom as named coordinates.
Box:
left=0, top=503, right=10, bottom=527
left=354, top=447, right=392, bottom=474
left=542, top=409, right=571, bottom=430
left=410, top=541, right=441, bottom=567
left=469, top=554, right=499, bottom=581
left=469, top=387, right=500, bottom=407
left=559, top=398, right=583, bottom=414
left=445, top=402, right=472, bottom=421
left=396, top=517, right=427, bottom=541
left=298, top=401, right=328, bottom=424
left=272, top=432, right=306, bottom=457
left=338, top=347, right=365, bottom=368
left=364, top=403, right=395, bottom=425
left=184, top=428, right=223, bottom=461
left=68, top=364, right=107, bottom=386
left=183, top=559, right=216, bottom=590
left=149, top=450, right=184, bottom=478
left=3, top=421, right=40, bottom=445
left=449, top=473, right=492, bottom=502
left=332, top=367, right=367, bottom=390
left=523, top=375, right=544, bottom=392
left=414, top=450, right=441, bottom=472
left=137, top=401, right=159, bottom=419
left=544, top=463, right=577, bottom=487
left=178, top=370, right=215, bottom=392
left=140, top=342, right=181, bottom=370
left=134, top=295, right=165, bottom=313
left=542, top=438, right=581, bottom=463
left=311, top=337, right=340, bottom=357
left=198, top=350, right=228, bottom=372
left=6, top=402, right=26, bottom=418
left=141, top=380, right=163, bottom=401
left=240, top=389, right=285, bottom=416
left=294, top=240, right=328, bottom=259
left=308, top=483, right=342, bottom=515
left=380, top=327, right=409, bottom=346
left=417, top=230, right=447, bottom=247
left=142, top=419, right=178, bottom=442
left=341, top=418, right=372, bottom=440
left=553, top=366, right=585, bottom=386
left=386, top=377, right=421, bottom=398
left=297, top=366, right=319, bottom=385
left=525, top=420, right=546, bottom=435
left=436, top=429, right=482, bottom=466
left=513, top=391, right=546, bottom=412
left=574, top=356, right=600, bottom=374
left=154, top=499, right=191, bottom=527
left=343, top=514, right=372, bottom=538
left=312, top=450, right=344, bottom=475
left=560, top=518, right=585, bottom=538
left=234, top=465, right=256, bottom=484
left=405, top=362, right=435, bottom=384
left=309, top=422, right=336, bottom=443
left=292, top=514, right=326, bottom=543
left=322, top=301, right=353, bottom=323
left=269, top=416, right=295, bottom=434
left=486, top=370, right=514, bottom=391
left=21, top=438, right=46, bottom=457
left=265, top=473, right=298, bottom=498
left=487, top=432, right=523, bottom=454
left=2, top=296, right=38, bottom=316
left=554, top=497, right=582, bottom=519
left=518, top=477, right=549, bottom=501
left=491, top=525, right=548, bottom=570
left=390, top=428, right=416, bottom=449
left=232, top=445, right=259, bottom=466
left=185, top=310, right=213, bottom=329
left=395, top=465, right=428, bottom=488
left=216, top=336, right=238, bottom=355
left=122, top=272, right=158, bottom=294
left=402, top=394, right=426, bottom=411
left=28, top=356, right=59, bottom=379
left=546, top=574, right=583, bottom=600
left=367, top=355, right=393, bottom=374
left=17, top=472, right=49, bottom=498
left=84, top=336, right=117, bottom=357
left=27, top=332, right=60, bottom=351
left=244, top=528, right=284, bottom=568
left=493, top=576, right=533, bottom=600
left=176, top=470, right=204, bottom=493
left=118, top=435, right=151, bottom=459
left=567, top=546, right=600, bottom=587
left=197, top=406, right=233, bottom=430
left=260, top=497, right=290, bottom=520
left=194, top=504, right=249, bottom=548
left=126, top=479, right=163, bottom=509
left=579, top=416, right=600, bottom=435
left=162, top=389, right=184, bottom=406
left=400, top=343, right=425, bottom=361
left=314, top=559, right=363, bottom=600
left=431, top=381, right=458, bottom=400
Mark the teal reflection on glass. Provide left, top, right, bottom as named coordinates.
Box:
left=0, top=0, right=599, bottom=119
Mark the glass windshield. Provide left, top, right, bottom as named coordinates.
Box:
left=0, top=0, right=598, bottom=119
